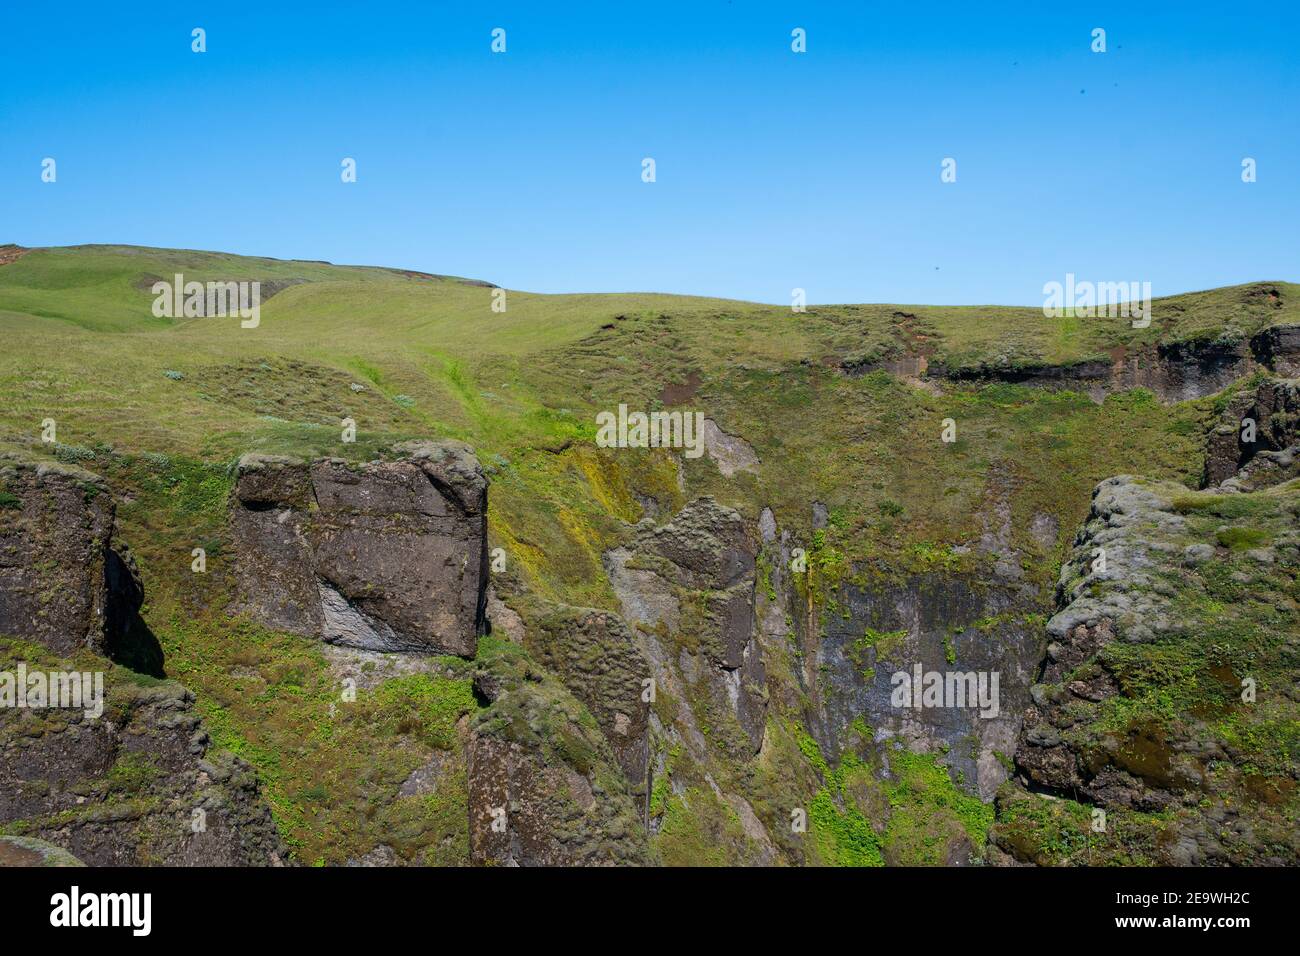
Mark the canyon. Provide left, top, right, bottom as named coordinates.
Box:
left=0, top=245, right=1296, bottom=866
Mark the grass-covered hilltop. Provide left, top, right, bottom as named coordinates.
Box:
left=1, top=242, right=1296, bottom=867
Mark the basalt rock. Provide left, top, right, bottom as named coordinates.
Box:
left=229, top=440, right=488, bottom=657
left=604, top=497, right=767, bottom=758
left=842, top=318, right=1300, bottom=405
left=518, top=601, right=651, bottom=792
left=0, top=461, right=286, bottom=866
left=0, top=461, right=143, bottom=660
left=1011, top=477, right=1191, bottom=805
left=0, top=656, right=289, bottom=866
left=1203, top=377, right=1300, bottom=487
left=918, top=336, right=1257, bottom=403
left=813, top=573, right=1044, bottom=801
left=1250, top=324, right=1300, bottom=376
left=466, top=641, right=653, bottom=866
left=993, top=471, right=1300, bottom=865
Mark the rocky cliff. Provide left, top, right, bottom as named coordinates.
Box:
left=0, top=460, right=287, bottom=866
left=0, top=460, right=142, bottom=661
left=1203, top=377, right=1300, bottom=486
left=229, top=440, right=488, bottom=657
left=467, top=638, right=653, bottom=865
left=990, top=391, right=1300, bottom=865
left=843, top=319, right=1300, bottom=405
left=4, top=245, right=1297, bottom=868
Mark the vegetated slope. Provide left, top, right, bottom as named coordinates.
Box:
left=0, top=243, right=1295, bottom=865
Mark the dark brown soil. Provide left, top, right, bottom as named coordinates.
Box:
left=659, top=370, right=702, bottom=405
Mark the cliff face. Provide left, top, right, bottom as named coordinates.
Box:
left=467, top=639, right=653, bottom=866
left=813, top=574, right=1043, bottom=802
left=230, top=444, right=655, bottom=866
left=229, top=441, right=488, bottom=657
left=991, top=403, right=1300, bottom=865
left=1203, top=377, right=1300, bottom=486
left=845, top=320, right=1300, bottom=405
left=604, top=497, right=768, bottom=760
left=0, top=462, right=141, bottom=660
left=0, top=461, right=287, bottom=866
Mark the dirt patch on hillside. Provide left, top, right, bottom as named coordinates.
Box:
left=0, top=245, right=30, bottom=266
left=659, top=371, right=702, bottom=405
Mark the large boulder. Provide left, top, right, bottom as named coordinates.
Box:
left=229, top=440, right=488, bottom=657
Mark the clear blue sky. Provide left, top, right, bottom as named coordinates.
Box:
left=2, top=1, right=1296, bottom=305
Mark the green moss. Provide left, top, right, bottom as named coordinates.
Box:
left=793, top=727, right=884, bottom=866
left=657, top=786, right=750, bottom=866
left=105, top=752, right=162, bottom=795
left=880, top=750, right=993, bottom=863
left=1172, top=493, right=1270, bottom=519
left=1215, top=526, right=1269, bottom=550
left=847, top=626, right=908, bottom=675
left=809, top=784, right=882, bottom=867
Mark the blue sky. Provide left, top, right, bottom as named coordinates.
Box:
left=1, top=1, right=1296, bottom=305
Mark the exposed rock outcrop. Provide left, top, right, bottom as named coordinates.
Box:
left=1010, top=477, right=1190, bottom=804
left=229, top=440, right=488, bottom=657
left=467, top=641, right=653, bottom=866
left=993, top=463, right=1300, bottom=865
left=518, top=602, right=651, bottom=791
left=701, top=419, right=760, bottom=477
left=0, top=461, right=142, bottom=659
left=0, top=460, right=287, bottom=866
left=604, top=497, right=767, bottom=757
left=843, top=319, right=1300, bottom=404
left=0, top=656, right=289, bottom=866
left=1203, top=377, right=1300, bottom=486
left=1251, top=324, right=1300, bottom=376
left=814, top=574, right=1044, bottom=800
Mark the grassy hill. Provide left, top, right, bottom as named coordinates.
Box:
left=1, top=243, right=1295, bottom=865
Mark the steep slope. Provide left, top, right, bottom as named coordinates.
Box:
left=1, top=244, right=1296, bottom=866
